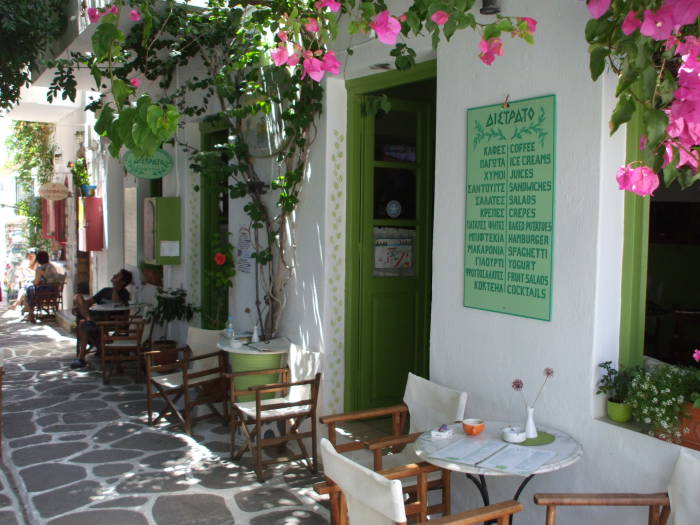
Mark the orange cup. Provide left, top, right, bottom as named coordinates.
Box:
left=462, top=418, right=485, bottom=436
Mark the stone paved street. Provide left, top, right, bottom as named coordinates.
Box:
left=0, top=308, right=329, bottom=524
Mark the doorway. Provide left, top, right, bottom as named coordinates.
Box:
left=345, top=63, right=437, bottom=411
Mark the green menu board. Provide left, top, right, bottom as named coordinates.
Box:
left=464, top=95, right=555, bottom=320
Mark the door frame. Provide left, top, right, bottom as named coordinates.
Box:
left=344, top=60, right=437, bottom=411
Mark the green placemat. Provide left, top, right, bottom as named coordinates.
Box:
left=520, top=431, right=555, bottom=446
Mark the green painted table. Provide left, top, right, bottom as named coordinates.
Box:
left=218, top=337, right=290, bottom=401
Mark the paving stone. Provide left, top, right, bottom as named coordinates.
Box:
left=152, top=494, right=234, bottom=525
left=203, top=440, right=229, bottom=453
left=103, top=393, right=147, bottom=402
left=118, top=400, right=152, bottom=416
left=20, top=463, right=87, bottom=492
left=9, top=434, right=52, bottom=448
left=35, top=414, right=61, bottom=426
left=122, top=384, right=146, bottom=392
left=193, top=463, right=252, bottom=490
left=76, top=392, right=103, bottom=399
left=43, top=424, right=96, bottom=433
left=115, top=471, right=190, bottom=494
left=93, top=423, right=143, bottom=444
left=139, top=451, right=192, bottom=469
left=0, top=495, right=11, bottom=508
left=59, top=433, right=87, bottom=441
left=3, top=388, right=34, bottom=402
left=249, top=509, right=327, bottom=525
left=46, top=509, right=148, bottom=525
left=72, top=448, right=143, bottom=463
left=40, top=384, right=99, bottom=396
left=5, top=396, right=67, bottom=413
left=32, top=480, right=102, bottom=518
left=43, top=399, right=109, bottom=414
left=283, top=465, right=325, bottom=488
left=23, top=361, right=64, bottom=371
left=0, top=510, right=19, bottom=525
left=91, top=496, right=148, bottom=509
left=113, top=432, right=188, bottom=451
left=235, top=487, right=302, bottom=512
left=93, top=463, right=133, bottom=477
left=63, top=408, right=120, bottom=423
left=12, top=442, right=88, bottom=467
left=3, top=411, right=36, bottom=438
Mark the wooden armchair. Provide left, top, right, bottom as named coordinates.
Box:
left=320, top=438, right=522, bottom=525
left=30, top=278, right=65, bottom=321
left=534, top=493, right=670, bottom=525
left=319, top=373, right=467, bottom=521
left=98, top=316, right=147, bottom=384
left=145, top=327, right=228, bottom=435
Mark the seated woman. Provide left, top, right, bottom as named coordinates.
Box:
left=23, top=251, right=62, bottom=322
left=10, top=249, right=38, bottom=310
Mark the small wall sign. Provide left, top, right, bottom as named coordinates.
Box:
left=38, top=182, right=69, bottom=201
left=464, top=95, right=556, bottom=321
left=123, top=149, right=173, bottom=179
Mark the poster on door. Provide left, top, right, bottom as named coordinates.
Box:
left=464, top=95, right=555, bottom=321
left=374, top=227, right=415, bottom=277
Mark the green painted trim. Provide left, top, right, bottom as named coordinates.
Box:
left=344, top=63, right=436, bottom=411
left=346, top=60, right=437, bottom=95
left=619, top=109, right=649, bottom=368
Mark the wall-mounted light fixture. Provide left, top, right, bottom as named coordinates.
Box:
left=480, top=0, right=501, bottom=15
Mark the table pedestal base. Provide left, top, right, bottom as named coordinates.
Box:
left=465, top=473, right=534, bottom=524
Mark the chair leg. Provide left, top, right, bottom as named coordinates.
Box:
left=146, top=381, right=153, bottom=425
left=230, top=410, right=240, bottom=461
left=442, top=467, right=451, bottom=516
left=545, top=505, right=556, bottom=525
left=255, top=419, right=263, bottom=482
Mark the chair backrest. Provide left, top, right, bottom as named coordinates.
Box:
left=186, top=326, right=223, bottom=373
left=668, top=447, right=700, bottom=524
left=320, top=438, right=406, bottom=525
left=403, top=372, right=468, bottom=433
left=287, top=343, right=321, bottom=402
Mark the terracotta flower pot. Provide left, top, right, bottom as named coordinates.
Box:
left=680, top=403, right=700, bottom=451
left=607, top=400, right=632, bottom=423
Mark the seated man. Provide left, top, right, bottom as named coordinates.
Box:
left=70, top=269, right=133, bottom=369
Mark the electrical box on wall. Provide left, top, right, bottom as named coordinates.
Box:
left=143, top=197, right=181, bottom=265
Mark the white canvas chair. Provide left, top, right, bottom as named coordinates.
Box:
left=320, top=373, right=467, bottom=522
left=145, top=326, right=228, bottom=435
left=320, top=438, right=523, bottom=525
left=229, top=343, right=321, bottom=482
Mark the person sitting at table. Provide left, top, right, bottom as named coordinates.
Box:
left=10, top=248, right=38, bottom=310
left=70, top=269, right=132, bottom=369
left=22, top=251, right=62, bottom=322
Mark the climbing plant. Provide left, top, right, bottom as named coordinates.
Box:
left=45, top=0, right=536, bottom=338
left=6, top=121, right=56, bottom=251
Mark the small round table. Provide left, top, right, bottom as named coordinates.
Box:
left=414, top=421, right=582, bottom=522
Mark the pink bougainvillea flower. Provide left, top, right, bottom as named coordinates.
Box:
left=478, top=37, right=503, bottom=66
left=271, top=45, right=289, bottom=67
left=304, top=18, right=319, bottom=33
left=640, top=7, right=675, bottom=41
left=616, top=163, right=660, bottom=196
left=586, top=0, right=611, bottom=20
left=109, top=5, right=119, bottom=15
left=431, top=10, right=449, bottom=26
left=129, top=77, right=141, bottom=88
left=286, top=53, right=300, bottom=67
left=87, top=7, right=101, bottom=23
left=370, top=10, right=401, bottom=45
left=321, top=50, right=341, bottom=75
left=129, top=9, right=141, bottom=22
left=314, top=0, right=341, bottom=12
left=214, top=253, right=226, bottom=265
left=277, top=30, right=288, bottom=42
left=519, top=17, right=537, bottom=33
left=303, top=56, right=325, bottom=82
left=693, top=349, right=700, bottom=362
left=621, top=10, right=642, bottom=35
left=666, top=0, right=700, bottom=27
left=399, top=13, right=407, bottom=22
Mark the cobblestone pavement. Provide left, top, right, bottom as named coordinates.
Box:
left=0, top=308, right=328, bottom=524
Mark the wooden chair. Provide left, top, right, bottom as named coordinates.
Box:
left=319, top=373, right=467, bottom=522
left=534, top=493, right=670, bottom=525
left=229, top=344, right=321, bottom=482
left=30, top=277, right=66, bottom=321
left=98, top=316, right=147, bottom=384
left=320, top=438, right=523, bottom=525
left=145, top=326, right=228, bottom=435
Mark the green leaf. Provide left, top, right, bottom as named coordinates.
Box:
left=483, top=24, right=501, bottom=40
left=640, top=66, right=657, bottom=100
left=589, top=46, right=609, bottom=81
left=443, top=18, right=457, bottom=41
left=609, top=95, right=634, bottom=135
left=644, top=108, right=668, bottom=147
left=406, top=11, right=421, bottom=34
left=496, top=19, right=513, bottom=32
left=111, top=78, right=131, bottom=107
left=662, top=162, right=680, bottom=186
left=91, top=21, right=124, bottom=61
left=94, top=104, right=115, bottom=136
left=585, top=18, right=613, bottom=43
left=147, top=105, right=165, bottom=133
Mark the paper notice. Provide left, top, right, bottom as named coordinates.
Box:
left=477, top=445, right=556, bottom=476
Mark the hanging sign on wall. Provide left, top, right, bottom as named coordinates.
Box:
left=464, top=95, right=556, bottom=321
left=38, top=182, right=69, bottom=201
left=123, top=149, right=173, bottom=179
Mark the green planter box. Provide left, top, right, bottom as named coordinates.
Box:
left=607, top=400, right=632, bottom=423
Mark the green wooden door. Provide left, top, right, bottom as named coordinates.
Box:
left=349, top=97, right=434, bottom=409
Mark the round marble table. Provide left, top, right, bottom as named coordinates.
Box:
left=414, top=421, right=583, bottom=521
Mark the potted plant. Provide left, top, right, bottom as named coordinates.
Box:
left=146, top=287, right=196, bottom=353
left=597, top=361, right=637, bottom=423
left=68, top=158, right=94, bottom=196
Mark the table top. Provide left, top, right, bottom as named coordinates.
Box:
left=89, top=302, right=131, bottom=312
left=217, top=336, right=291, bottom=355
left=414, top=420, right=583, bottom=477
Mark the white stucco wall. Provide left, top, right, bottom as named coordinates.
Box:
left=427, top=1, right=681, bottom=523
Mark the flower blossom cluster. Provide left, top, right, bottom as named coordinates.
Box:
left=586, top=0, right=700, bottom=196
left=87, top=5, right=141, bottom=24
